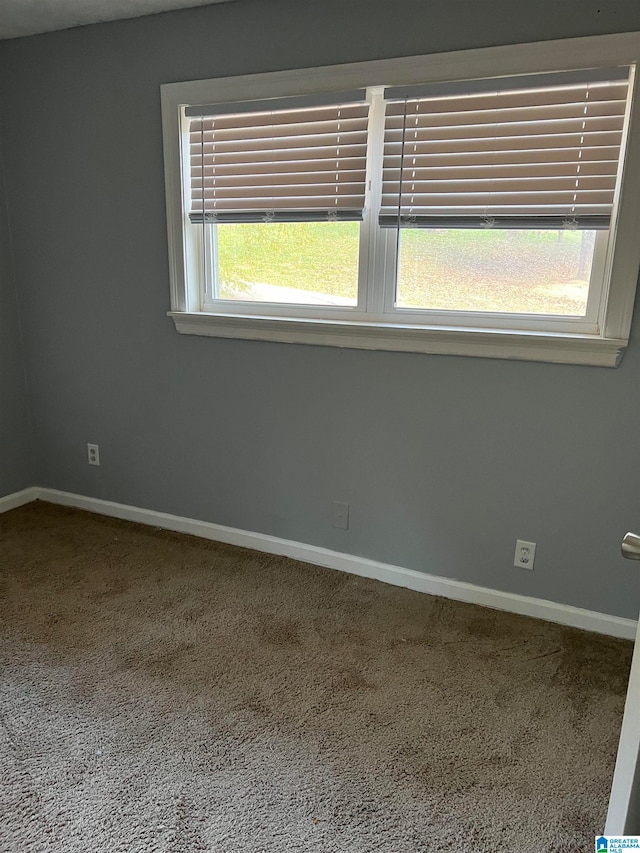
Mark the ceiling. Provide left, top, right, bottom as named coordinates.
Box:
left=0, top=0, right=236, bottom=40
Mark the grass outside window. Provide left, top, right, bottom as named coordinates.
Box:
left=215, top=223, right=594, bottom=316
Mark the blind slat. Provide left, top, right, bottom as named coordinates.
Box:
left=194, top=196, right=367, bottom=208
left=196, top=185, right=368, bottom=201
left=380, top=176, right=615, bottom=194
left=383, top=118, right=624, bottom=142
left=383, top=93, right=628, bottom=116
left=193, top=158, right=368, bottom=178
left=191, top=123, right=369, bottom=146
left=380, top=148, right=622, bottom=169
left=382, top=99, right=626, bottom=124
left=377, top=162, right=618, bottom=180
left=196, top=172, right=368, bottom=189
left=380, top=190, right=613, bottom=205
left=190, top=146, right=369, bottom=167
left=191, top=112, right=368, bottom=135
left=191, top=137, right=367, bottom=157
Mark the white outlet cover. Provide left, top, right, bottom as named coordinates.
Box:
left=332, top=501, right=349, bottom=530
left=514, top=539, right=536, bottom=570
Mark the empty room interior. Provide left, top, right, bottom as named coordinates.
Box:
left=3, top=0, right=640, bottom=850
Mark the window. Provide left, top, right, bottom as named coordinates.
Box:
left=187, top=93, right=369, bottom=311
left=380, top=72, right=624, bottom=325
left=161, top=33, right=640, bottom=366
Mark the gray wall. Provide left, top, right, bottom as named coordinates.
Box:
left=1, top=0, right=640, bottom=617
left=0, top=140, right=33, bottom=496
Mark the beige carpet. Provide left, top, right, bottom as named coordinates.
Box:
left=0, top=501, right=632, bottom=852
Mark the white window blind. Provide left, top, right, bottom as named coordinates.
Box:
left=379, top=68, right=630, bottom=229
left=186, top=92, right=370, bottom=223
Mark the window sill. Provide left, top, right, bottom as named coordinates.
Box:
left=168, top=311, right=626, bottom=367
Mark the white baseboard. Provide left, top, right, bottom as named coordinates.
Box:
left=27, top=486, right=636, bottom=641
left=0, top=487, right=39, bottom=514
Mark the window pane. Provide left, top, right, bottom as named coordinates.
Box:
left=396, top=230, right=597, bottom=316
left=214, top=222, right=359, bottom=306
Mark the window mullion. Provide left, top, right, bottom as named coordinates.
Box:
left=360, top=88, right=388, bottom=316
left=372, top=91, right=399, bottom=317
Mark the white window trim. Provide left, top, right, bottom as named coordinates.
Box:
left=161, top=32, right=640, bottom=367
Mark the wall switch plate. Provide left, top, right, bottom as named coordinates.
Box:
left=514, top=539, right=536, bottom=570
left=87, top=443, right=100, bottom=466
left=332, top=501, right=349, bottom=530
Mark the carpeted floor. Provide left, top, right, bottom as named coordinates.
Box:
left=0, top=501, right=632, bottom=852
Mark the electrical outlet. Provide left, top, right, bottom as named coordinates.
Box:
left=87, top=443, right=100, bottom=466
left=332, top=501, right=349, bottom=530
left=514, top=539, right=536, bottom=570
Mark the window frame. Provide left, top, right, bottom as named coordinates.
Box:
left=161, top=32, right=640, bottom=367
